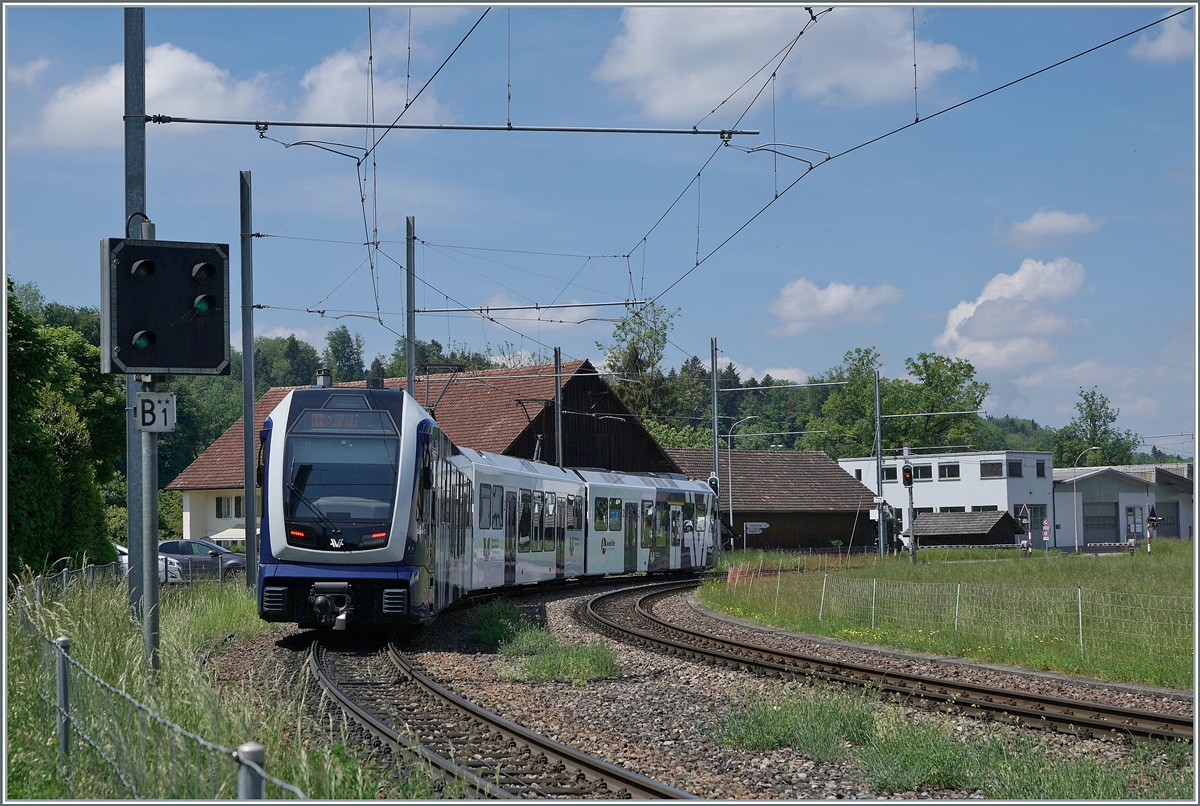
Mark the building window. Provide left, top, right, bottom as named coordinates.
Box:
left=214, top=496, right=242, bottom=519
left=973, top=505, right=998, bottom=512
left=940, top=506, right=966, bottom=513
left=980, top=462, right=1003, bottom=478
left=913, top=465, right=932, bottom=481
left=1008, top=461, right=1023, bottom=478
left=882, top=466, right=897, bottom=482
left=854, top=469, right=862, bottom=481
left=1036, top=461, right=1046, bottom=478
left=938, top=463, right=960, bottom=480
left=234, top=496, right=243, bottom=519
left=914, top=507, right=934, bottom=516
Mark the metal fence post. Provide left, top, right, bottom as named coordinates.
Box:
left=1077, top=586, right=1085, bottom=659
left=774, top=558, right=783, bottom=615
left=55, top=636, right=71, bottom=758
left=818, top=573, right=828, bottom=622
left=871, top=578, right=877, bottom=631
left=236, top=741, right=265, bottom=799
left=954, top=582, right=961, bottom=632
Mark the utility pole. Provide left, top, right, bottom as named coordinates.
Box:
left=874, top=369, right=885, bottom=560
left=240, top=171, right=257, bottom=590
left=406, top=217, right=416, bottom=395
left=904, top=443, right=916, bottom=564
left=554, top=347, right=563, bottom=468
left=710, top=337, right=721, bottom=559
left=124, top=6, right=146, bottom=618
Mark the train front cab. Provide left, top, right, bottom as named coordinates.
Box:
left=256, top=387, right=436, bottom=630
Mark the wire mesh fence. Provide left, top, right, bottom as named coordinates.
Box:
left=819, top=574, right=1193, bottom=666
left=9, top=565, right=306, bottom=799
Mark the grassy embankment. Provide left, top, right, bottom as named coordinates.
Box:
left=6, top=578, right=441, bottom=800
left=714, top=684, right=1193, bottom=799
left=703, top=540, right=1193, bottom=688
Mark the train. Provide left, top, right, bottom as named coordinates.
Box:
left=256, top=384, right=718, bottom=630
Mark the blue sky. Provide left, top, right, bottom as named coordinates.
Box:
left=4, top=4, right=1196, bottom=457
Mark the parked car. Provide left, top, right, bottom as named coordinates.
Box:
left=114, top=544, right=183, bottom=584
left=158, top=538, right=246, bottom=581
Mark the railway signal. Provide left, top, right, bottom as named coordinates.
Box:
left=707, top=473, right=720, bottom=499
left=100, top=238, right=231, bottom=375
left=902, top=463, right=914, bottom=487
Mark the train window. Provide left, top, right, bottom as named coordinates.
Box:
left=532, top=491, right=544, bottom=551
left=491, top=486, right=504, bottom=530
left=545, top=493, right=557, bottom=552
left=683, top=502, right=695, bottom=534
left=642, top=501, right=654, bottom=548
left=609, top=498, right=622, bottom=532
left=573, top=496, right=583, bottom=530
left=518, top=489, right=532, bottom=552
left=594, top=497, right=608, bottom=531
left=566, top=495, right=576, bottom=530
left=479, top=484, right=492, bottom=529
left=656, top=502, right=669, bottom=548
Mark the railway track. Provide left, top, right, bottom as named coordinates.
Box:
left=309, top=635, right=696, bottom=799
left=584, top=580, right=1193, bottom=744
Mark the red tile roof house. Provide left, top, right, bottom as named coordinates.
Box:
left=166, top=359, right=684, bottom=544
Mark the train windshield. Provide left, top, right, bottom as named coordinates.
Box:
left=284, top=410, right=400, bottom=527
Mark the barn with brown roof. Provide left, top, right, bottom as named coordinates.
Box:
left=664, top=449, right=878, bottom=551
left=167, top=359, right=682, bottom=543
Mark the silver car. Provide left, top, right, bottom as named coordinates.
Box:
left=113, top=544, right=182, bottom=583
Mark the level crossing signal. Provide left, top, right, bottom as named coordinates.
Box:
left=100, top=239, right=231, bottom=375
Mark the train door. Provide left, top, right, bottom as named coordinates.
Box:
left=624, top=501, right=639, bottom=572
left=680, top=498, right=696, bottom=569
left=551, top=493, right=565, bottom=578
left=504, top=490, right=517, bottom=585
left=669, top=503, right=683, bottom=569
left=650, top=500, right=669, bottom=571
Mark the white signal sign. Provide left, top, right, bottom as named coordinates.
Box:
left=136, top=392, right=177, bottom=432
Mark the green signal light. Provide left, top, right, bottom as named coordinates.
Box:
left=193, top=294, right=216, bottom=315
left=132, top=330, right=156, bottom=351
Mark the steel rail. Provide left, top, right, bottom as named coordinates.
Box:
left=585, top=582, right=1193, bottom=744
left=385, top=642, right=698, bottom=799
left=309, top=644, right=512, bottom=799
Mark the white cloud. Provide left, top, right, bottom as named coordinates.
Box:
left=725, top=360, right=809, bottom=384
left=1129, top=12, right=1194, bottom=63
left=475, top=294, right=605, bottom=334
left=9, top=57, right=52, bottom=89
left=934, top=257, right=1086, bottom=370
left=768, top=277, right=904, bottom=335
left=1002, top=208, right=1103, bottom=246
left=15, top=43, right=277, bottom=147
left=595, top=7, right=971, bottom=120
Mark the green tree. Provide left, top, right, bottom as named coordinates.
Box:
left=595, top=301, right=679, bottom=419
left=322, top=325, right=366, bottom=383
left=5, top=279, right=115, bottom=570
left=1053, top=387, right=1140, bottom=467
left=254, top=334, right=321, bottom=396
left=890, top=353, right=989, bottom=450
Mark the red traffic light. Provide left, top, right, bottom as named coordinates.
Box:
left=902, top=464, right=914, bottom=487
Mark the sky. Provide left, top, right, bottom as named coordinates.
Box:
left=4, top=3, right=1196, bottom=458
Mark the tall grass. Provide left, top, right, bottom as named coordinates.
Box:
left=470, top=599, right=619, bottom=685
left=6, top=576, right=440, bottom=799
left=703, top=540, right=1193, bottom=688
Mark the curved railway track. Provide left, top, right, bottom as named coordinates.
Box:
left=309, top=635, right=696, bottom=799
left=584, top=580, right=1193, bottom=744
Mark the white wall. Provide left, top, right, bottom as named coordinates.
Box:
left=839, top=451, right=1054, bottom=536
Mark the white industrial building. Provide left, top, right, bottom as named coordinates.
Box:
left=1053, top=464, right=1193, bottom=549
left=838, top=451, right=1056, bottom=548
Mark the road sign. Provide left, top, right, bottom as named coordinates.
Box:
left=1042, top=518, right=1050, bottom=528
left=744, top=521, right=770, bottom=529
left=136, top=392, right=176, bottom=432
left=1042, top=528, right=1050, bottom=538
left=745, top=527, right=763, bottom=535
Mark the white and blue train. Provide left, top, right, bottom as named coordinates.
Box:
left=257, top=386, right=718, bottom=630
